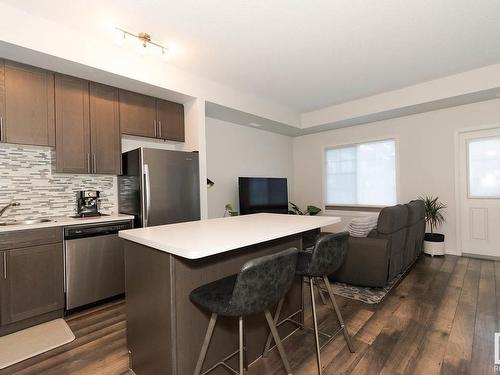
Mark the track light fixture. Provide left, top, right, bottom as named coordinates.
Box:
left=114, top=27, right=172, bottom=62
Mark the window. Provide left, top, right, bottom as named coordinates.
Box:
left=468, top=137, right=500, bottom=197
left=325, top=139, right=397, bottom=207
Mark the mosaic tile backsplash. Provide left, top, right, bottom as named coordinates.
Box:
left=0, top=144, right=118, bottom=220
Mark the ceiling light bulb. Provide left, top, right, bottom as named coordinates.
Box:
left=161, top=48, right=172, bottom=62
left=138, top=41, right=147, bottom=55
left=113, top=28, right=126, bottom=46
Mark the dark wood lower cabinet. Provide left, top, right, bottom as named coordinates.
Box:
left=0, top=229, right=64, bottom=336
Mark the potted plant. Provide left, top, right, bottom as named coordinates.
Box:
left=419, top=195, right=446, bottom=256
left=288, top=202, right=322, bottom=216
left=224, top=203, right=239, bottom=217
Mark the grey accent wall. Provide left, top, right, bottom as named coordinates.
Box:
left=0, top=144, right=117, bottom=220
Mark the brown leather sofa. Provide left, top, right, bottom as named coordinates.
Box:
left=329, top=200, right=425, bottom=288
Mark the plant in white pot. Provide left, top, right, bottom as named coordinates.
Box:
left=420, top=195, right=446, bottom=256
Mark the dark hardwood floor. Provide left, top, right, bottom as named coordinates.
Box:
left=1, top=255, right=498, bottom=374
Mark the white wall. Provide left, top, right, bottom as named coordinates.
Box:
left=293, top=97, right=500, bottom=254
left=206, top=118, right=294, bottom=218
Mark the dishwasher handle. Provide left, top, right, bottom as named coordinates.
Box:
left=64, top=221, right=132, bottom=240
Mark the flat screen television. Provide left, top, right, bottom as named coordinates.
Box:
left=238, top=177, right=288, bottom=215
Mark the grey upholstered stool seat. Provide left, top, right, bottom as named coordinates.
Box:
left=190, top=247, right=299, bottom=375
left=263, top=232, right=355, bottom=375
left=190, top=274, right=238, bottom=316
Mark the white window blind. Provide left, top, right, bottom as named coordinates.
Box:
left=325, top=139, right=397, bottom=206
left=468, top=137, right=500, bottom=197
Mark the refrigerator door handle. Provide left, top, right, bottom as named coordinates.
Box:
left=143, top=164, right=151, bottom=227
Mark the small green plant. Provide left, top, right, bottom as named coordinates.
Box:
left=419, top=195, right=446, bottom=234
left=288, top=202, right=322, bottom=216
left=224, top=203, right=239, bottom=217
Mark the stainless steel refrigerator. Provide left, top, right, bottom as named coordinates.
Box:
left=118, top=148, right=200, bottom=228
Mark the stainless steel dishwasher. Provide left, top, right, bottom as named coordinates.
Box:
left=64, top=220, right=132, bottom=310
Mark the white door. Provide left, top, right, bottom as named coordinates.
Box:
left=458, top=127, right=500, bottom=258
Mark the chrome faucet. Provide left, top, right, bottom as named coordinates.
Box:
left=0, top=202, right=20, bottom=217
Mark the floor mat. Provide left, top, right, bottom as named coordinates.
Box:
left=0, top=318, right=75, bottom=370
left=329, top=272, right=405, bottom=304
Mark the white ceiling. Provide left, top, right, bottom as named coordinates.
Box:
left=5, top=0, right=500, bottom=113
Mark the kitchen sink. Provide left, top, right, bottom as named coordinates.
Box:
left=0, top=218, right=54, bottom=226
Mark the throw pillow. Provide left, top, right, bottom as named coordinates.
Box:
left=345, top=215, right=378, bottom=237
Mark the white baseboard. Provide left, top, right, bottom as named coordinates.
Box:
left=461, top=252, right=500, bottom=261
left=444, top=249, right=461, bottom=256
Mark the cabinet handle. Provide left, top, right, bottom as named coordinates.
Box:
left=3, top=252, right=6, bottom=280
left=87, top=153, right=91, bottom=174
left=93, top=154, right=97, bottom=174
left=154, top=120, right=157, bottom=138
left=0, top=116, right=4, bottom=142
left=158, top=120, right=162, bottom=139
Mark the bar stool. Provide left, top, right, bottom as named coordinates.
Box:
left=190, top=247, right=299, bottom=375
left=263, top=232, right=355, bottom=374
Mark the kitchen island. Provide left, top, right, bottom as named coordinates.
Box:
left=119, top=213, right=340, bottom=375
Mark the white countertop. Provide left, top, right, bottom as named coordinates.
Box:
left=118, top=213, right=340, bottom=259
left=0, top=214, right=135, bottom=232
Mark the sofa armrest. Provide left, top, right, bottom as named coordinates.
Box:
left=330, top=236, right=390, bottom=287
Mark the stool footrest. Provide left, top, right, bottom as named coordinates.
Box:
left=200, top=349, right=242, bottom=375
left=281, top=316, right=346, bottom=347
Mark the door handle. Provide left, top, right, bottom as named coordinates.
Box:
left=3, top=252, right=6, bottom=280
left=143, top=164, right=151, bottom=227
left=93, top=154, right=97, bottom=174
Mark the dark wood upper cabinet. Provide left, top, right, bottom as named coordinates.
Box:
left=55, top=74, right=91, bottom=174
left=0, top=58, right=186, bottom=175
left=55, top=77, right=122, bottom=175
left=0, top=243, right=64, bottom=326
left=0, top=60, right=55, bottom=146
left=157, top=99, right=185, bottom=142
left=119, top=89, right=185, bottom=142
left=119, top=90, right=156, bottom=138
left=90, top=82, right=121, bottom=175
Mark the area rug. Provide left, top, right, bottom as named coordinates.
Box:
left=0, top=318, right=75, bottom=369
left=327, top=272, right=405, bottom=304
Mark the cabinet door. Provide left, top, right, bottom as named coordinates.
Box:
left=55, top=74, right=91, bottom=174
left=0, top=243, right=64, bottom=326
left=0, top=62, right=3, bottom=142
left=90, top=82, right=121, bottom=175
left=0, top=60, right=55, bottom=146
left=119, top=89, right=156, bottom=138
left=0, top=251, right=4, bottom=325
left=157, top=99, right=185, bottom=142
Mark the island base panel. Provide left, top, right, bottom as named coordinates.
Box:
left=125, top=242, right=174, bottom=375
left=125, top=234, right=303, bottom=375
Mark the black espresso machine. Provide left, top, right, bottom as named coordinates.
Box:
left=75, top=190, right=103, bottom=217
